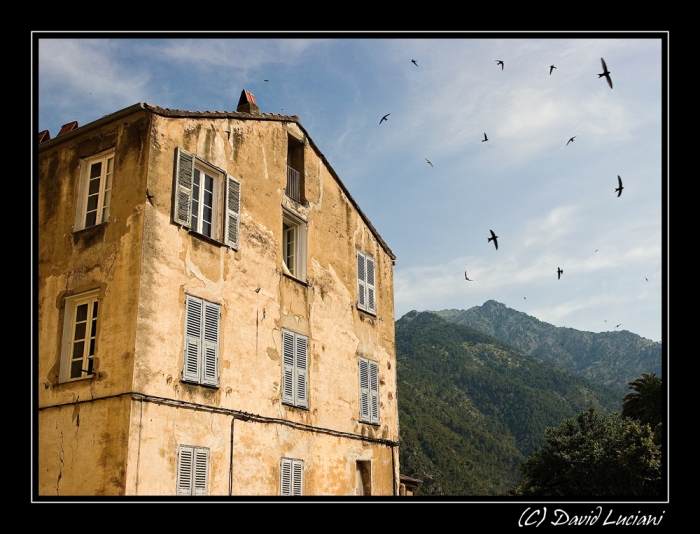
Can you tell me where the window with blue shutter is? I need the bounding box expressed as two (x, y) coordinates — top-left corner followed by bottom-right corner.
(177, 445), (209, 495)
(357, 252), (376, 314)
(359, 357), (379, 424)
(183, 295), (220, 387)
(282, 329), (308, 409)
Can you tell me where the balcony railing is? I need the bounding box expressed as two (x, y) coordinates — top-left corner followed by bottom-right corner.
(286, 166), (301, 202)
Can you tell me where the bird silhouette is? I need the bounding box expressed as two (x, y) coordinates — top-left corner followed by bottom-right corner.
(412, 59), (419, 67)
(566, 136), (577, 146)
(496, 60), (504, 70)
(146, 188), (155, 204)
(550, 64), (556, 75)
(264, 79), (269, 82)
(645, 277), (649, 282)
(615, 175), (624, 197)
(557, 267), (563, 280)
(380, 113), (390, 124)
(465, 272), (473, 281)
(426, 158), (433, 167)
(488, 229), (499, 250)
(616, 324), (621, 328)
(598, 58), (613, 89)
(482, 132), (489, 142)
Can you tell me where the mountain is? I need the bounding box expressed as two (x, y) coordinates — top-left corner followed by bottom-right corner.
(431, 301), (661, 393)
(396, 311), (623, 496)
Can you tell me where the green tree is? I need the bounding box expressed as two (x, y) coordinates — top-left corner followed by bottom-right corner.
(621, 372), (663, 429)
(512, 407), (662, 497)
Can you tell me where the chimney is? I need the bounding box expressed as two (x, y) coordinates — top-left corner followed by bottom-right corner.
(236, 90), (260, 115)
(38, 130), (51, 144)
(57, 121), (79, 136)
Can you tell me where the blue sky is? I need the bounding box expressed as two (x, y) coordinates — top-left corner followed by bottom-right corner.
(35, 35), (665, 342)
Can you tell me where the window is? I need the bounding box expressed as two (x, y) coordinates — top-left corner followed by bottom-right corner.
(177, 445), (209, 495)
(355, 460), (372, 495)
(282, 210), (307, 281)
(76, 149), (114, 230)
(286, 134), (304, 202)
(182, 295), (220, 387)
(357, 252), (376, 314)
(60, 290), (99, 383)
(280, 458), (303, 496)
(359, 357), (379, 425)
(282, 329), (308, 409)
(174, 148), (241, 249)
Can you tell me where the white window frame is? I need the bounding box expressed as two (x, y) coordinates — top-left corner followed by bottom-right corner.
(282, 329), (308, 409)
(357, 252), (376, 314)
(359, 357), (379, 425)
(174, 148), (241, 249)
(75, 149), (115, 231)
(280, 458), (303, 496)
(59, 290), (100, 383)
(177, 445), (209, 495)
(182, 295), (220, 387)
(282, 210), (307, 281)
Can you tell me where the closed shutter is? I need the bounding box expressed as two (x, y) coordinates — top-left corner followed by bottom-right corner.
(280, 458), (292, 495)
(202, 301), (220, 386)
(183, 295), (219, 386)
(366, 256), (376, 314)
(177, 445), (193, 495)
(282, 330), (295, 405)
(225, 175), (241, 249)
(357, 252), (366, 310)
(369, 359), (379, 424)
(296, 334), (308, 408)
(175, 148), (195, 227)
(280, 458), (303, 495)
(193, 447), (209, 495)
(183, 296), (202, 383)
(359, 358), (370, 422)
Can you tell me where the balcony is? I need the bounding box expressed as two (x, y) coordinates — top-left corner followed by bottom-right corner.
(286, 166), (301, 202)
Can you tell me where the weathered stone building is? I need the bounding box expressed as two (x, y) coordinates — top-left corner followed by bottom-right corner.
(37, 91), (399, 496)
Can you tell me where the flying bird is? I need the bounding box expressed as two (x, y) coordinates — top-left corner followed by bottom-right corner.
(598, 58), (613, 89)
(645, 277), (649, 282)
(412, 59), (419, 67)
(264, 79), (269, 82)
(496, 60), (504, 70)
(557, 267), (563, 280)
(482, 133), (489, 142)
(550, 64), (557, 75)
(465, 272), (473, 281)
(488, 230), (499, 250)
(379, 113), (390, 124)
(616, 324), (622, 328)
(615, 175), (624, 197)
(426, 158), (433, 167)
(566, 136), (577, 146)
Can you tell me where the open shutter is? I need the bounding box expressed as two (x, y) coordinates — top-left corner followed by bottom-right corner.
(359, 358), (370, 422)
(193, 447), (209, 495)
(225, 175), (241, 249)
(357, 252), (366, 311)
(202, 301), (220, 386)
(183, 296), (202, 383)
(369, 360), (379, 424)
(296, 334), (308, 408)
(292, 460), (303, 495)
(280, 458), (292, 495)
(174, 148), (194, 226)
(177, 446), (194, 495)
(282, 330), (295, 405)
(366, 256), (376, 314)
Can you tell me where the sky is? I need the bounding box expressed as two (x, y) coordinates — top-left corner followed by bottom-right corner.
(35, 34), (666, 343)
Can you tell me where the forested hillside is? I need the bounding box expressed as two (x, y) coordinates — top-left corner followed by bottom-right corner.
(396, 310), (623, 496)
(432, 301), (661, 392)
